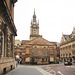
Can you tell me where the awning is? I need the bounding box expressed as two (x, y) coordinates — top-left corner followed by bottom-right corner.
(31, 56), (50, 58)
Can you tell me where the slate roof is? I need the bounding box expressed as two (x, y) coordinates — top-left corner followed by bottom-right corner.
(61, 27), (75, 45)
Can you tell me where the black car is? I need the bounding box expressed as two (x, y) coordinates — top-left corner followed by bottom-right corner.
(64, 61), (72, 66)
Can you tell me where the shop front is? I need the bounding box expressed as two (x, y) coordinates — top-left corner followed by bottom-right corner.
(31, 56), (50, 64)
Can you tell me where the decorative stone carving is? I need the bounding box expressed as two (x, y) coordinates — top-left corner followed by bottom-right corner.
(0, 17), (3, 25)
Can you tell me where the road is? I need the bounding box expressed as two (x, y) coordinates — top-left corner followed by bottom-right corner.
(5, 65), (50, 75)
(5, 64), (75, 75)
(41, 64), (75, 75)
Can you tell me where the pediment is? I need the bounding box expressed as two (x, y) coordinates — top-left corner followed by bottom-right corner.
(25, 37), (54, 46)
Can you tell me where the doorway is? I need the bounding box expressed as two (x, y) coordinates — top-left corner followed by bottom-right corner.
(3, 68), (6, 74)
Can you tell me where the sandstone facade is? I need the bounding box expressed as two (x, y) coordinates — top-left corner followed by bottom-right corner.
(0, 0), (17, 74)
(60, 27), (75, 63)
(22, 37), (57, 64)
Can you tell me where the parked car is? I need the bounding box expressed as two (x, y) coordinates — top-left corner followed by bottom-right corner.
(64, 61), (72, 66)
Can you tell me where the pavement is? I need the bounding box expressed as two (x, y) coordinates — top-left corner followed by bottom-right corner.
(5, 65), (51, 75)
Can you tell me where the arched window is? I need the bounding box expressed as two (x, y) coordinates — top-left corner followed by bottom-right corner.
(33, 47), (38, 56)
(2, 31), (4, 57)
(43, 47), (47, 56)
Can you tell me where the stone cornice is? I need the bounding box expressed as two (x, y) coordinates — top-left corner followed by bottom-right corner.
(0, 57), (15, 64)
(0, 0), (17, 36)
(30, 35), (42, 37)
(60, 37), (75, 46)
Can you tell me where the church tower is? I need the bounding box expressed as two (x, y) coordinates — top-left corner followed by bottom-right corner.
(30, 9), (42, 40)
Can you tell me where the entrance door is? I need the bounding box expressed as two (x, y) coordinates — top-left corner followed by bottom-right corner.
(3, 68), (6, 74)
(11, 65), (12, 70)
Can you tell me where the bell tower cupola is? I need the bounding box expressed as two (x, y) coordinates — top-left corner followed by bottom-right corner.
(30, 9), (42, 40)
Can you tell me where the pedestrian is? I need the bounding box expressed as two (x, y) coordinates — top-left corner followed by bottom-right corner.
(16, 61), (18, 67)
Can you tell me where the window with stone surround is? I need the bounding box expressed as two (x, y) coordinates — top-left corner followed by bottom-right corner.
(43, 47), (47, 56)
(33, 47), (38, 56)
(72, 44), (75, 49)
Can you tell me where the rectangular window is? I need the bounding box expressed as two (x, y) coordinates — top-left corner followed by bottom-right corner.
(46, 58), (47, 62)
(39, 59), (41, 63)
(43, 47), (47, 56)
(42, 58), (44, 62)
(33, 47), (38, 56)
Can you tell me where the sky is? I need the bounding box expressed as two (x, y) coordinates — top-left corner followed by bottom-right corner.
(14, 0), (75, 43)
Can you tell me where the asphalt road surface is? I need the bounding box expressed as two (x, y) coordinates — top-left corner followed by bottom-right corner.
(41, 64), (75, 75)
(5, 65), (50, 75)
(5, 64), (75, 75)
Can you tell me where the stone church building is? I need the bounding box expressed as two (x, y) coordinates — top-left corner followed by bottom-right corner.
(21, 10), (57, 64)
(0, 0), (17, 74)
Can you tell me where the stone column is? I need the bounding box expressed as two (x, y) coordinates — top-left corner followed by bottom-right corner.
(6, 26), (10, 57)
(12, 35), (15, 57)
(0, 17), (4, 57)
(10, 34), (14, 57)
(0, 17), (2, 57)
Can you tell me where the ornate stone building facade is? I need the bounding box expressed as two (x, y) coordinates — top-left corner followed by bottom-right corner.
(0, 0), (17, 74)
(60, 27), (75, 63)
(21, 10), (57, 64)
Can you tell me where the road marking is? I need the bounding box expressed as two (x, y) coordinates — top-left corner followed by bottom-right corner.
(66, 66), (70, 67)
(57, 71), (64, 75)
(49, 69), (56, 75)
(36, 67), (51, 75)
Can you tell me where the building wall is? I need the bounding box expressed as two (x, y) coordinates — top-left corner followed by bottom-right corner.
(15, 40), (21, 46)
(0, 57), (15, 74)
(60, 28), (75, 63)
(60, 41), (75, 62)
(30, 25), (39, 35)
(21, 44), (56, 64)
(5, 0), (16, 20)
(0, 0), (17, 74)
